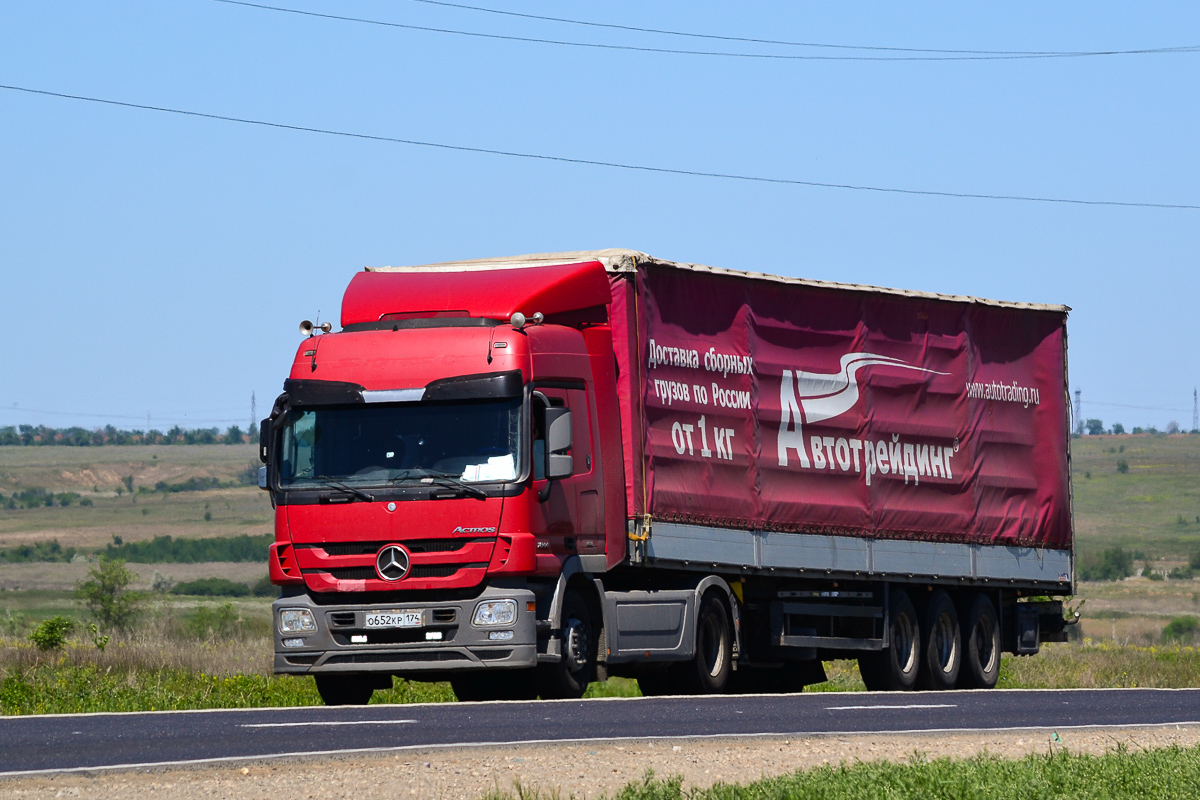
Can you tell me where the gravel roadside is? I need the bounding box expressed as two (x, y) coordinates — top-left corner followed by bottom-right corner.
(3, 725), (1199, 799)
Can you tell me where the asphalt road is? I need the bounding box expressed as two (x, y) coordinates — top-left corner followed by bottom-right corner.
(2, 688), (1199, 776)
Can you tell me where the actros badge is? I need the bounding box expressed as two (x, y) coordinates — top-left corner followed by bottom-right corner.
(375, 545), (411, 581)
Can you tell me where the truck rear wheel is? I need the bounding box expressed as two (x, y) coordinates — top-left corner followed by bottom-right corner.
(315, 674), (377, 706)
(958, 593), (1000, 689)
(536, 590), (596, 699)
(858, 589), (920, 691)
(918, 590), (961, 690)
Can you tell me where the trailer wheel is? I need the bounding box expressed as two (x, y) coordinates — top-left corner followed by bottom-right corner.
(858, 589), (920, 691)
(677, 592), (732, 694)
(315, 674), (376, 706)
(958, 594), (1000, 689)
(918, 590), (961, 690)
(537, 590), (596, 699)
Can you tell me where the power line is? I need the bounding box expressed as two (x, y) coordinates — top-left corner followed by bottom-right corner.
(1086, 400), (1193, 414)
(403, 0), (1200, 59)
(211, 0), (1200, 62)
(1, 404), (246, 425)
(3, 83), (1198, 211)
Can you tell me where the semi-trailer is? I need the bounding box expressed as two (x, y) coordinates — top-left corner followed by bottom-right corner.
(260, 249), (1073, 704)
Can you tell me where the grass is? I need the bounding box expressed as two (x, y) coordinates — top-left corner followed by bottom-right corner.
(1072, 434), (1200, 563)
(0, 444), (271, 551)
(482, 746), (1200, 800)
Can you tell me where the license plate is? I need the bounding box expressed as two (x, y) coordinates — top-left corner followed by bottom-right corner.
(364, 610), (424, 628)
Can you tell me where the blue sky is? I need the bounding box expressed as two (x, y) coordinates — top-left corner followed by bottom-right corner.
(1, 1), (1197, 432)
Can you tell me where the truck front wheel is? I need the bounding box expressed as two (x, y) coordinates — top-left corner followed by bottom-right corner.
(537, 590), (596, 699)
(858, 589), (920, 691)
(678, 592), (732, 694)
(315, 674), (377, 706)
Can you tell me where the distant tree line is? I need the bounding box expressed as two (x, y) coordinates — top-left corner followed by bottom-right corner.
(1079, 419), (1198, 436)
(0, 424), (253, 446)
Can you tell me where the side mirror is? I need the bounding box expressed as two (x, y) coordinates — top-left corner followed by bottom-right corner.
(544, 407), (573, 480)
(259, 419), (271, 463)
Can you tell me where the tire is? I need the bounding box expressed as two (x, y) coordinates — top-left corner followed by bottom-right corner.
(918, 590), (961, 691)
(536, 590), (596, 699)
(451, 669), (539, 702)
(858, 588), (920, 691)
(958, 593), (1000, 689)
(315, 674), (377, 706)
(676, 593), (733, 694)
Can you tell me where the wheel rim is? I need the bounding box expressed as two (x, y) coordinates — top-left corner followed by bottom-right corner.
(932, 611), (958, 675)
(563, 616), (590, 674)
(894, 612), (916, 673)
(974, 614), (997, 674)
(699, 613), (726, 678)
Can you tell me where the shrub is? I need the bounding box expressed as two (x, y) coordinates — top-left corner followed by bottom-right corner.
(1145, 567), (1164, 581)
(1169, 566), (1195, 580)
(252, 575), (279, 597)
(0, 540), (77, 563)
(1, 610), (30, 637)
(1079, 547), (1134, 582)
(1163, 616), (1200, 642)
(171, 578), (251, 597)
(153, 477), (221, 494)
(28, 616), (75, 650)
(1117, 459), (1129, 473)
(75, 557), (143, 631)
(1191, 551), (1200, 571)
(105, 534), (272, 563)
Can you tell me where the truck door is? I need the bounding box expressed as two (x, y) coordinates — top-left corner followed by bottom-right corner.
(530, 384), (603, 559)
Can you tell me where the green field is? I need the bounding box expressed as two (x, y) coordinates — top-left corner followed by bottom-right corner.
(1, 436), (1199, 716)
(1072, 433), (1200, 563)
(0, 444), (270, 552)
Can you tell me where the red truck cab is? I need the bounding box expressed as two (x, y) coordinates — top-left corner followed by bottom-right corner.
(263, 258), (625, 703)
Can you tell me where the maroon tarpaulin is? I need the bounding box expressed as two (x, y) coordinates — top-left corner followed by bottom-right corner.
(611, 264), (1071, 551)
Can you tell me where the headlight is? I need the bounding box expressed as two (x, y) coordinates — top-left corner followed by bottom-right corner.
(473, 600), (516, 626)
(279, 608), (317, 633)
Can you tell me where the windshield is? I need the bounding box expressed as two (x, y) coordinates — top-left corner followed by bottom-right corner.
(279, 397), (522, 487)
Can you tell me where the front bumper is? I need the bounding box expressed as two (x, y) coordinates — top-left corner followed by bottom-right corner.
(272, 586), (537, 675)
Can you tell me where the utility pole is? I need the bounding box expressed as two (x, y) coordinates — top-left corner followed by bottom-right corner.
(251, 391), (257, 432)
(1193, 387), (1198, 433)
(1074, 389), (1083, 435)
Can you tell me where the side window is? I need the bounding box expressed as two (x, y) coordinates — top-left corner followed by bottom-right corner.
(531, 390), (566, 481)
(568, 388), (592, 475)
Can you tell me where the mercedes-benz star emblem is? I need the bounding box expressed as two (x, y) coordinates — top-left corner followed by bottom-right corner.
(375, 545), (410, 581)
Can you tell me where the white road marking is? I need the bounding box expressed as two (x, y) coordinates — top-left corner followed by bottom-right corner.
(239, 720), (418, 728)
(824, 704), (957, 711)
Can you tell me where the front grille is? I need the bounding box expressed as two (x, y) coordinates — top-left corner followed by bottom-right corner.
(325, 651), (468, 665)
(308, 562), (487, 582)
(431, 608), (456, 623)
(410, 564), (459, 578)
(330, 612), (356, 627)
(304, 538), (490, 557)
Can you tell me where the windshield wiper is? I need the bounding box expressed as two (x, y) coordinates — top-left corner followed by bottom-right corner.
(314, 479), (374, 502)
(422, 472), (488, 500)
